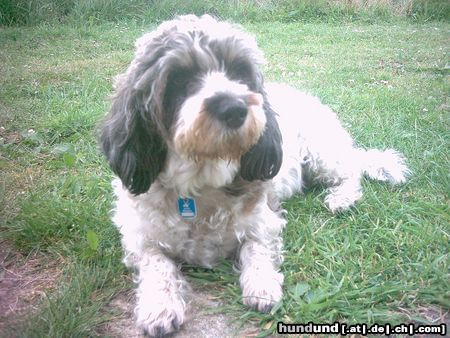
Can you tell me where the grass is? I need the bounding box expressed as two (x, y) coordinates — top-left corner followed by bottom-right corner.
(1, 17), (449, 337)
(1, 0), (449, 25)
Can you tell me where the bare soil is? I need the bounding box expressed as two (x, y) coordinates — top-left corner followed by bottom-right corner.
(98, 284), (265, 337)
(0, 240), (61, 337)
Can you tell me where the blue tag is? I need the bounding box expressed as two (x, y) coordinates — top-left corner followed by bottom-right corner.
(177, 197), (197, 219)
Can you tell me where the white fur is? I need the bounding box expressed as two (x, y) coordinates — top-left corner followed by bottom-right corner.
(175, 72), (255, 137)
(159, 150), (240, 197)
(106, 16), (410, 337)
(174, 71), (266, 159)
(112, 83), (409, 335)
(269, 83), (409, 212)
(113, 157), (286, 335)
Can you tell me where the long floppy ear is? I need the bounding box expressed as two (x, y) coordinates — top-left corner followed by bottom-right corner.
(240, 93), (283, 181)
(101, 84), (167, 195)
(101, 33), (170, 195)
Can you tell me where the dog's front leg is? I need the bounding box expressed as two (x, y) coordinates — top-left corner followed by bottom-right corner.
(239, 241), (283, 313)
(135, 249), (188, 337)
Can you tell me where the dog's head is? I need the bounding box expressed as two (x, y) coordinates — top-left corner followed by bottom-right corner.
(101, 15), (282, 195)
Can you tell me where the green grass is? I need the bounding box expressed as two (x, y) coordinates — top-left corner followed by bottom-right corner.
(1, 0), (449, 25)
(1, 18), (449, 336)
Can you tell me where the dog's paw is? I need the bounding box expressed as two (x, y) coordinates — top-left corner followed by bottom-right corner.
(136, 293), (185, 337)
(324, 186), (362, 213)
(325, 193), (356, 213)
(241, 270), (283, 313)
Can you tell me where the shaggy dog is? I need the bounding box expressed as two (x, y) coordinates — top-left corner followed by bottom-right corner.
(101, 15), (409, 336)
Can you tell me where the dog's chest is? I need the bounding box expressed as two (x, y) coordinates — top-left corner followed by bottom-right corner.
(159, 190), (239, 266)
(149, 182), (266, 267)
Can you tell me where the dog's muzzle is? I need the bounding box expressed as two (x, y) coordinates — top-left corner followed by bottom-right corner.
(205, 92), (248, 129)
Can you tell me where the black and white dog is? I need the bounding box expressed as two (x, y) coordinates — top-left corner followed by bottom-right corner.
(101, 15), (409, 336)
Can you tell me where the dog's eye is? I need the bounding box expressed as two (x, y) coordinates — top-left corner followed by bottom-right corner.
(169, 71), (189, 89)
(166, 70), (193, 101)
(234, 61), (252, 75)
(228, 60), (255, 86)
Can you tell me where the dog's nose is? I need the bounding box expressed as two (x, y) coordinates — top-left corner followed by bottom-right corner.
(205, 93), (248, 129)
(220, 102), (248, 129)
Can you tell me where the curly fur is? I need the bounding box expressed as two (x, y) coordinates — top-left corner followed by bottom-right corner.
(100, 15), (409, 337)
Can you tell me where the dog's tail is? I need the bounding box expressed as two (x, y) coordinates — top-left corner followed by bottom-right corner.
(359, 149), (410, 185)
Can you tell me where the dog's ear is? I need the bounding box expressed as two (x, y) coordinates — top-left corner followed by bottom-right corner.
(101, 34), (170, 195)
(101, 84), (167, 195)
(240, 95), (283, 181)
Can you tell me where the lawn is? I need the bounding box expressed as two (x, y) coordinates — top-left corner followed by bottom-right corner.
(0, 18), (448, 336)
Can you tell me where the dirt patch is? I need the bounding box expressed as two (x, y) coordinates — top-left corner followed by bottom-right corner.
(0, 126), (23, 145)
(0, 240), (61, 336)
(417, 305), (449, 325)
(99, 283), (268, 338)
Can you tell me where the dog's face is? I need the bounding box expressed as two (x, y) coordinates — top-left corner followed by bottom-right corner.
(101, 15), (282, 194)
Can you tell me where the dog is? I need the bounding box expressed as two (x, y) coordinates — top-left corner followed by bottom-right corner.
(100, 15), (409, 336)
